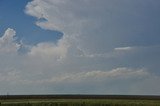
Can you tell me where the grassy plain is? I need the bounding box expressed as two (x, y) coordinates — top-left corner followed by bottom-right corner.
(0, 99), (160, 106)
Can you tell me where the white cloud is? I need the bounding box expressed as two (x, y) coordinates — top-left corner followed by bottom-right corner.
(86, 67), (148, 78)
(19, 67), (150, 94)
(114, 47), (133, 51)
(28, 37), (69, 60)
(0, 28), (20, 54)
(26, 67), (148, 85)
(25, 0), (74, 31)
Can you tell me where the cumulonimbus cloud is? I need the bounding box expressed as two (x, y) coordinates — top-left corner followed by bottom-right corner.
(0, 0), (160, 94)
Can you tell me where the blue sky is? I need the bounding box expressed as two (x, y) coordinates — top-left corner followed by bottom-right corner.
(0, 0), (62, 45)
(0, 0), (160, 95)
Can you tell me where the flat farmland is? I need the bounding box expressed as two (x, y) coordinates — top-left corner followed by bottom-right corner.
(0, 95), (160, 106)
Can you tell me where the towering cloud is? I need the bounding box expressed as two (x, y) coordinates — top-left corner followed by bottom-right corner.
(0, 28), (20, 53)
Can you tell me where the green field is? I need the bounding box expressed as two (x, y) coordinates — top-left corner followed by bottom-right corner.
(0, 99), (160, 106)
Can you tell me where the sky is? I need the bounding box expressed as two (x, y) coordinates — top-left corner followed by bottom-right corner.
(0, 0), (160, 95)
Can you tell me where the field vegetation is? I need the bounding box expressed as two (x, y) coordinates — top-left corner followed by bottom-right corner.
(0, 99), (160, 106)
(0, 95), (160, 106)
